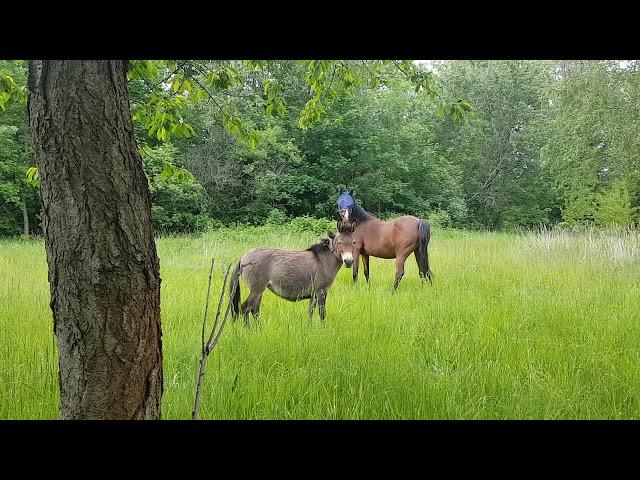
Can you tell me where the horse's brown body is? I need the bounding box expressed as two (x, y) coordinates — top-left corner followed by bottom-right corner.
(351, 215), (430, 289)
(337, 192), (432, 290)
(354, 215), (421, 259)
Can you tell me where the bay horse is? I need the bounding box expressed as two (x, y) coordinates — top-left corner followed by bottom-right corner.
(230, 230), (356, 326)
(337, 191), (433, 290)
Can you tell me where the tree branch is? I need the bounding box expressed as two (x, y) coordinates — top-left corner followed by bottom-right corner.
(150, 60), (189, 92)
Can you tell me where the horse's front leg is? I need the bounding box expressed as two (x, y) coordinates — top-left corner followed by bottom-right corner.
(362, 253), (370, 285)
(352, 248), (361, 284)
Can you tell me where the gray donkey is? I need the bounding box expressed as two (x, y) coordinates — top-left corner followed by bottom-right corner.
(230, 230), (356, 325)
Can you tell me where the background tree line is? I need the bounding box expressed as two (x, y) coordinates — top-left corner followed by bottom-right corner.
(1, 59), (639, 237)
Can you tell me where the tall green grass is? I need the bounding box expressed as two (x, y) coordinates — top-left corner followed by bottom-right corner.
(1, 226), (639, 419)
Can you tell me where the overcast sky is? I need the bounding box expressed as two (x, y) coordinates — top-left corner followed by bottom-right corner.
(414, 59), (636, 70)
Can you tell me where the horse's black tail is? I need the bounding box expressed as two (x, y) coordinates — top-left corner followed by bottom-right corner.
(230, 260), (242, 321)
(417, 220), (433, 284)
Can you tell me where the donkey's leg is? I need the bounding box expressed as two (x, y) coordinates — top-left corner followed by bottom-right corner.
(308, 293), (318, 320)
(317, 289), (328, 322)
(362, 253), (370, 285)
(243, 291), (263, 329)
(242, 272), (268, 328)
(241, 299), (250, 325)
(251, 293), (263, 326)
(242, 300), (251, 328)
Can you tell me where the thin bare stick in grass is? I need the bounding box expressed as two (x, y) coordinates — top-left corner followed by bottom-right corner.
(193, 258), (218, 419)
(200, 258), (216, 355)
(192, 261), (240, 420)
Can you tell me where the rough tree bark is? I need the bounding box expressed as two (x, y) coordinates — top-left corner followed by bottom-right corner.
(28, 60), (163, 419)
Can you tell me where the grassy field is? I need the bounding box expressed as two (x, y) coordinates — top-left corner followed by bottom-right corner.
(1, 225), (639, 419)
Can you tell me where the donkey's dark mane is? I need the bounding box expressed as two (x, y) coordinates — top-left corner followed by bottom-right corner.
(305, 240), (330, 257)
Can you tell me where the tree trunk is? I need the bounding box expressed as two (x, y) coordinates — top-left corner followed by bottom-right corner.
(21, 193), (29, 236)
(28, 60), (163, 419)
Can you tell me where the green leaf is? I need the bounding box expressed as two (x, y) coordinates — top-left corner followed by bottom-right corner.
(158, 162), (174, 181)
(459, 100), (473, 112)
(0, 91), (9, 110)
(26, 167), (40, 187)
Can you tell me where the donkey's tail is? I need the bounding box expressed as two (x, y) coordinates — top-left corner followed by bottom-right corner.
(230, 260), (242, 321)
(417, 219), (433, 284)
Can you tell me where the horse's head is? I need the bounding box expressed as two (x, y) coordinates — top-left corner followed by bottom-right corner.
(337, 190), (355, 223)
(326, 230), (356, 268)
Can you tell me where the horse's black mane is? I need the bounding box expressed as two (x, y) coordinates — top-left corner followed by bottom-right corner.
(350, 200), (373, 223)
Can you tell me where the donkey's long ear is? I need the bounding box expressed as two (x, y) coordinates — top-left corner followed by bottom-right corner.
(328, 231), (335, 239)
(337, 220), (354, 233)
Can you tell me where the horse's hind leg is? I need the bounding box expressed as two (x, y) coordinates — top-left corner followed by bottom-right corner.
(393, 254), (409, 291)
(414, 248), (426, 283)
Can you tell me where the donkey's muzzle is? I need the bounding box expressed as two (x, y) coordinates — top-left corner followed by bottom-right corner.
(343, 258), (354, 267)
